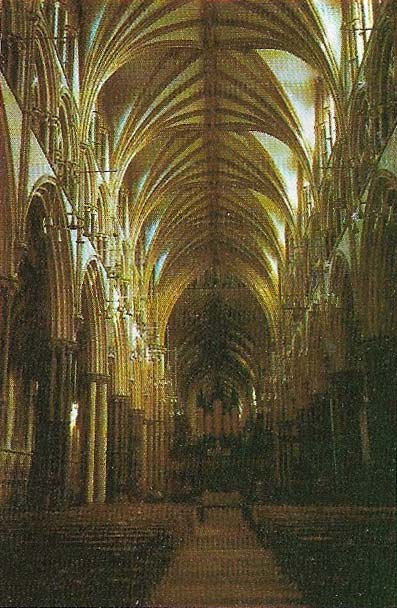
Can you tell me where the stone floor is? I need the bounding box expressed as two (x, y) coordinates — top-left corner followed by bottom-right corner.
(149, 507), (306, 607)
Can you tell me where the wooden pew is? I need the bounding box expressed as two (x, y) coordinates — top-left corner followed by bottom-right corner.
(251, 504), (395, 608)
(0, 503), (196, 607)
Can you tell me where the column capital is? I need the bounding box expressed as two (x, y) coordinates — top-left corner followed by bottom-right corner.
(27, 10), (41, 24)
(79, 142), (91, 154)
(85, 372), (110, 384)
(131, 409), (144, 425)
(16, 38), (27, 53)
(109, 394), (131, 407)
(49, 112), (60, 123)
(50, 337), (77, 348)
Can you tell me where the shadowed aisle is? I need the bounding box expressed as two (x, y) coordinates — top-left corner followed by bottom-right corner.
(149, 506), (305, 607)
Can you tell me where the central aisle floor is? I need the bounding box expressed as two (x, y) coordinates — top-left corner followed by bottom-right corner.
(149, 507), (306, 607)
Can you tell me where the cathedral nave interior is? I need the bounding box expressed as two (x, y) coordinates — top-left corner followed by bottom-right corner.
(0, 0), (395, 606)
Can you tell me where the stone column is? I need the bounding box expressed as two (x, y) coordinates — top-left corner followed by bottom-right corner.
(162, 408), (169, 493)
(141, 419), (149, 494)
(27, 346), (51, 509)
(107, 395), (130, 500)
(155, 418), (164, 493)
(94, 377), (108, 503)
(158, 398), (168, 493)
(0, 276), (18, 446)
(145, 359), (156, 494)
(131, 408), (144, 495)
(5, 369), (18, 450)
(48, 115), (59, 165)
(124, 404), (135, 497)
(53, 1), (61, 39)
(85, 378), (97, 503)
(16, 10), (38, 241)
(64, 347), (76, 500)
(16, 38), (27, 99)
(152, 358), (160, 492)
(106, 394), (117, 500)
(26, 380), (36, 453)
(124, 403), (133, 496)
(42, 113), (51, 157)
(26, 339), (75, 509)
(148, 418), (156, 492)
(152, 418), (160, 492)
(49, 340), (76, 508)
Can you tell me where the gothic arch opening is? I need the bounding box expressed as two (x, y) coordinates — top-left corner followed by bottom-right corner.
(72, 263), (108, 504)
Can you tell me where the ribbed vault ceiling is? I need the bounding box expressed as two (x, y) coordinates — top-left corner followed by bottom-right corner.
(80, 0), (341, 403)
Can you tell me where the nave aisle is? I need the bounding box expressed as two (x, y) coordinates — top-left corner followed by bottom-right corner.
(150, 506), (305, 607)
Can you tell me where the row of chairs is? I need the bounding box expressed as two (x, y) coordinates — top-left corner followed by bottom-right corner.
(0, 502), (197, 607)
(251, 504), (395, 608)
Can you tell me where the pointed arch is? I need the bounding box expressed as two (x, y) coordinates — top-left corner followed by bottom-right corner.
(80, 259), (108, 375)
(25, 179), (75, 341)
(327, 253), (356, 372)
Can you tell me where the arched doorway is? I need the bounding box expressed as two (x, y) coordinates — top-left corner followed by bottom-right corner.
(7, 190), (74, 510)
(7, 201), (48, 508)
